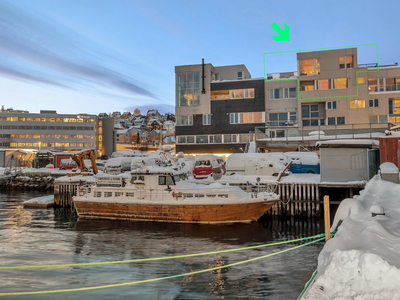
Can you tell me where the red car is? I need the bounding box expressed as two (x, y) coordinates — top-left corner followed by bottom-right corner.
(59, 159), (77, 170)
(193, 156), (226, 179)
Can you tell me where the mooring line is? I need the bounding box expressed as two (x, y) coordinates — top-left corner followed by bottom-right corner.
(0, 233), (326, 270)
(0, 237), (325, 296)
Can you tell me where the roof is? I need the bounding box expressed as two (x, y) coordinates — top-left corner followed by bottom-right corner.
(316, 139), (379, 148)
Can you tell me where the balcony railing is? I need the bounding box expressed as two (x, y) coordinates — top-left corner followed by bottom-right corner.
(358, 63), (398, 68)
(369, 84), (400, 93)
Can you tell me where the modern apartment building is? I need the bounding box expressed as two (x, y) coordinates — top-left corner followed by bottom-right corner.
(0, 109), (115, 157)
(175, 61), (265, 154)
(174, 48), (400, 154)
(264, 48), (400, 139)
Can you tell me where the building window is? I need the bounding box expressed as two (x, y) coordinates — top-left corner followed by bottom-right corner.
(269, 112), (297, 126)
(237, 71), (243, 80)
(328, 117), (336, 125)
(358, 77), (365, 84)
(211, 88), (254, 100)
(300, 81), (315, 91)
(176, 115), (193, 126)
(302, 105), (320, 127)
(369, 99), (379, 108)
(187, 136), (195, 143)
(230, 112), (265, 124)
(369, 115), (378, 123)
(379, 115), (387, 123)
(269, 87), (296, 99)
(350, 100), (365, 109)
(196, 136), (208, 144)
(178, 136), (186, 144)
(176, 72), (200, 107)
(203, 114), (211, 125)
(326, 101), (337, 110)
(339, 56), (353, 69)
(317, 79), (330, 90)
(368, 78), (377, 92)
(299, 58), (320, 76)
(337, 117), (345, 125)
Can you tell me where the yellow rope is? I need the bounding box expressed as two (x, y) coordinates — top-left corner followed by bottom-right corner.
(0, 237), (324, 296)
(0, 233), (324, 270)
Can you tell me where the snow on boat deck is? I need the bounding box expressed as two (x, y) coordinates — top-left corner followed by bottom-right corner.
(23, 195), (54, 208)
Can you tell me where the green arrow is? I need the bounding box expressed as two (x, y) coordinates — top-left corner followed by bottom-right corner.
(271, 23), (290, 41)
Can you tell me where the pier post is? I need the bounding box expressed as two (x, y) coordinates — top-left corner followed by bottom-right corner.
(324, 195), (330, 242)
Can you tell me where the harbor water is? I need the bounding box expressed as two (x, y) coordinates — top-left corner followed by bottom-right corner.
(0, 191), (324, 299)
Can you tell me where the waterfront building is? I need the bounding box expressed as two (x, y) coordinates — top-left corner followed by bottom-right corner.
(176, 48), (400, 154)
(0, 109), (115, 157)
(175, 61), (265, 154)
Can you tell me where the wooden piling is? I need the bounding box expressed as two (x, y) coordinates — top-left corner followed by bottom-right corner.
(324, 195), (330, 242)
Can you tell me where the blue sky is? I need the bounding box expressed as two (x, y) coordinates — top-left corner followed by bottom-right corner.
(0, 0), (399, 115)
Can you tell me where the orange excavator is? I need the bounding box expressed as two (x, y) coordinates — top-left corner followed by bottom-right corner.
(68, 149), (98, 176)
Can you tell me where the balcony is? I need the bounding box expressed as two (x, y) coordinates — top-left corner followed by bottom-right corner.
(266, 71), (297, 80)
(358, 63), (398, 68)
(369, 84), (400, 93)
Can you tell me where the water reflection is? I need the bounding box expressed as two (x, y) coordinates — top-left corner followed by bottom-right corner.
(0, 191), (324, 299)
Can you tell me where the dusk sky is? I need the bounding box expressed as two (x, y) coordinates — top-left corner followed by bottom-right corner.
(1, 0), (399, 115)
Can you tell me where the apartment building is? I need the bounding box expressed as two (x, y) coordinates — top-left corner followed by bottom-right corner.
(175, 61), (265, 154)
(264, 48), (400, 138)
(0, 109), (115, 157)
(175, 48), (400, 154)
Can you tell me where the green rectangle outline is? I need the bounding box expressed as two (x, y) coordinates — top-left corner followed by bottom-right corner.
(263, 43), (379, 101)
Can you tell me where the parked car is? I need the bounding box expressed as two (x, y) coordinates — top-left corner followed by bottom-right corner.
(193, 155), (226, 179)
(284, 152), (320, 174)
(95, 161), (106, 172)
(225, 153), (285, 176)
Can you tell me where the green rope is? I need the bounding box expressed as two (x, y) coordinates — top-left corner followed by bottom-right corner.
(0, 233), (325, 270)
(0, 237), (325, 296)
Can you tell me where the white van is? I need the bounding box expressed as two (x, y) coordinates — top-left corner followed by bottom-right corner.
(104, 157), (135, 174)
(225, 153), (285, 176)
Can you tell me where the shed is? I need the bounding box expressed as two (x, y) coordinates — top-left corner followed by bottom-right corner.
(316, 139), (379, 182)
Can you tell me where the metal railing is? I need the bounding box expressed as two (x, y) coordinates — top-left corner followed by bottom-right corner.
(255, 122), (388, 143)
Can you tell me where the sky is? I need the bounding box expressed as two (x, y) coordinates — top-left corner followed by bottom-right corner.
(0, 0), (399, 115)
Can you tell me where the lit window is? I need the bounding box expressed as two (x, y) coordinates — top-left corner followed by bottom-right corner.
(350, 100), (365, 109)
(368, 78), (377, 92)
(339, 56), (353, 69)
(358, 77), (365, 84)
(299, 59), (320, 76)
(300, 81), (314, 91)
(176, 72), (201, 107)
(230, 112), (265, 124)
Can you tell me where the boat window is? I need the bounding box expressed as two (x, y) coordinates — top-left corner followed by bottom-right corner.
(130, 175), (145, 184)
(166, 176), (174, 185)
(115, 192), (123, 197)
(94, 191), (102, 197)
(126, 192), (135, 197)
(159, 176), (166, 185)
(173, 175), (181, 182)
(104, 192), (112, 197)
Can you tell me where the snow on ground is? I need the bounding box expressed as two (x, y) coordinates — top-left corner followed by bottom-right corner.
(302, 176), (400, 300)
(23, 195), (54, 205)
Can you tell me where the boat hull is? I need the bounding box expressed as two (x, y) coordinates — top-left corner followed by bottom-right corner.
(74, 199), (276, 224)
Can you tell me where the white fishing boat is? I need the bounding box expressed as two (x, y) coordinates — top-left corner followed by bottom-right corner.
(73, 166), (279, 224)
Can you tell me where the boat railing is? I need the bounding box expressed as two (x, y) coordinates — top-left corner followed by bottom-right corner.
(89, 183), (277, 201)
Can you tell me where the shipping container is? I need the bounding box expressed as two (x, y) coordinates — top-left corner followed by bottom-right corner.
(379, 137), (400, 168)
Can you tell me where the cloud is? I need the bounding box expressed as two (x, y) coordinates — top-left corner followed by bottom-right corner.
(0, 1), (156, 99)
(0, 65), (69, 88)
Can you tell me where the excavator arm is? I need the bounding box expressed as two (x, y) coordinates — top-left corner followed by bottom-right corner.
(71, 149), (98, 175)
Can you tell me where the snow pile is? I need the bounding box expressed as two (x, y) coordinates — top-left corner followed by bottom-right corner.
(303, 176), (400, 299)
